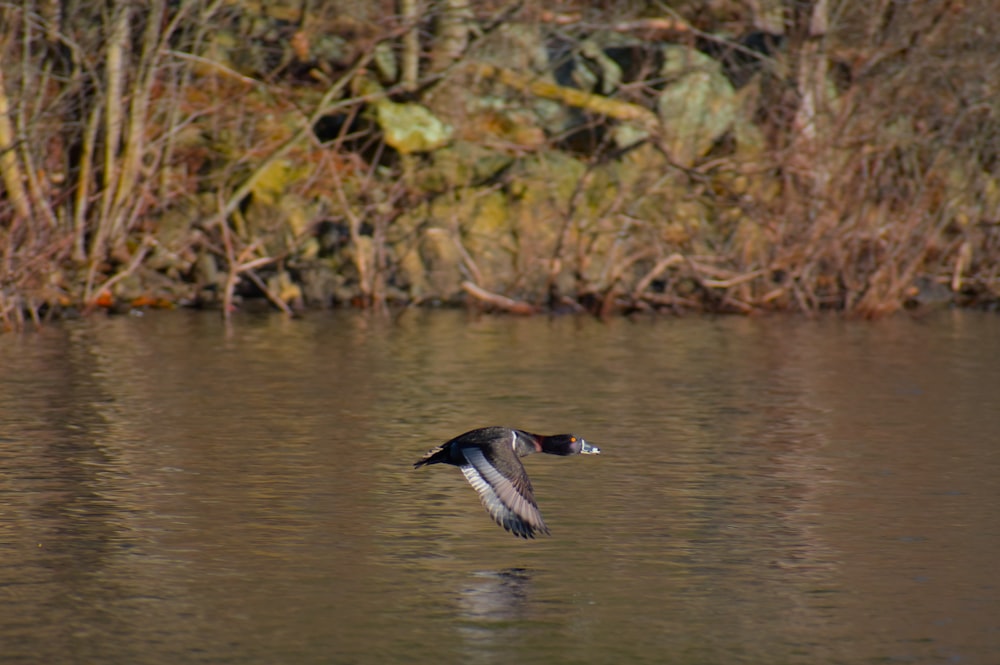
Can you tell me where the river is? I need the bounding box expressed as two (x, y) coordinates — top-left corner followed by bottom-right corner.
(1, 309), (998, 664)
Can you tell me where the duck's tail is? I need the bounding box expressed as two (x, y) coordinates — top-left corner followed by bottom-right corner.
(413, 445), (448, 468)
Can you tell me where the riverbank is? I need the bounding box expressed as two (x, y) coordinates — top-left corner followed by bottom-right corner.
(1, 2), (997, 329)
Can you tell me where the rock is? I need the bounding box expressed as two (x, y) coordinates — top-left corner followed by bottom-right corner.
(394, 244), (431, 299)
(374, 99), (454, 155)
(420, 227), (464, 300)
(146, 203), (203, 273)
(656, 46), (739, 166)
(242, 193), (312, 257)
(193, 249), (220, 287)
(267, 270), (304, 309)
(905, 276), (953, 309)
(297, 263), (343, 307)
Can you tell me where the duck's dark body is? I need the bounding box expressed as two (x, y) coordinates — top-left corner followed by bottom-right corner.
(414, 426), (600, 538)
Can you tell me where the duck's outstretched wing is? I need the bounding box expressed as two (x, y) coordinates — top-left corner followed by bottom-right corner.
(458, 446), (550, 539)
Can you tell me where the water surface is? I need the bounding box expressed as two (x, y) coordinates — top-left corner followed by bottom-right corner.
(1, 310), (998, 664)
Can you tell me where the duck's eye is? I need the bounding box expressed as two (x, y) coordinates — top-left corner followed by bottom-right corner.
(569, 436), (576, 442)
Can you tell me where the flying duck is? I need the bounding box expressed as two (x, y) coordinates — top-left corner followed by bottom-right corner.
(414, 426), (600, 538)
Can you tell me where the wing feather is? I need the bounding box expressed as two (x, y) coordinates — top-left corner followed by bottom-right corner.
(459, 446), (549, 538)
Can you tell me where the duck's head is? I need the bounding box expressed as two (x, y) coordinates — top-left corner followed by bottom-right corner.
(541, 434), (601, 456)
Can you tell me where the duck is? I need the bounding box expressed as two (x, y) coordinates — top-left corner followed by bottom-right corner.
(414, 426), (601, 538)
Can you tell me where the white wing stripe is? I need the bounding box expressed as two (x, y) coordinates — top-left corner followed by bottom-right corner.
(459, 446), (539, 537)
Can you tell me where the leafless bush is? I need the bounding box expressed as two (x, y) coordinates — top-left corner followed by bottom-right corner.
(0, 0), (227, 326)
(0, 1), (996, 328)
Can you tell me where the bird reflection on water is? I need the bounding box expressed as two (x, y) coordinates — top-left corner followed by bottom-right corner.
(455, 567), (535, 654)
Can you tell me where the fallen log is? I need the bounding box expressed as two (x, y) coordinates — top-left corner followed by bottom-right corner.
(461, 281), (538, 315)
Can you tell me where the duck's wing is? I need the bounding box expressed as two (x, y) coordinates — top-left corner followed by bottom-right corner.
(458, 445), (550, 538)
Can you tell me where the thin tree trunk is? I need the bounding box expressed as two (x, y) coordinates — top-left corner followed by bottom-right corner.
(74, 104), (102, 263)
(0, 68), (32, 222)
(793, 0), (831, 194)
(108, 0), (166, 234)
(398, 0), (420, 92)
(16, 18), (59, 232)
(430, 0), (471, 73)
(93, 0), (130, 258)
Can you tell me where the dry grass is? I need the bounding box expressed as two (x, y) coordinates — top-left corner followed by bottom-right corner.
(0, 1), (997, 329)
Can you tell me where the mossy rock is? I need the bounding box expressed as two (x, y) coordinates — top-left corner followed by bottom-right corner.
(419, 227), (465, 300)
(373, 99), (454, 154)
(656, 46), (739, 167)
(242, 193), (313, 256)
(146, 203), (205, 273)
(419, 141), (514, 191)
(393, 242), (432, 299)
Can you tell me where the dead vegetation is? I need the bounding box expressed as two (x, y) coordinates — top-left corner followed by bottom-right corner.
(0, 1), (997, 329)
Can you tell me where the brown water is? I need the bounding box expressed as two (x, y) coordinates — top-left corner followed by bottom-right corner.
(1, 310), (998, 664)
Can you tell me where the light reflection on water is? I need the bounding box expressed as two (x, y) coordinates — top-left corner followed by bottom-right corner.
(0, 309), (998, 664)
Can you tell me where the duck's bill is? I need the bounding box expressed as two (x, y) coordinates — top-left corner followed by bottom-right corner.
(581, 441), (601, 454)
